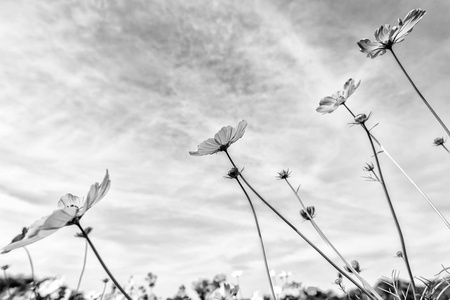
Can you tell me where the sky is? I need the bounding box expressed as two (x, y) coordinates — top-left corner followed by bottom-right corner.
(1, 0), (450, 299)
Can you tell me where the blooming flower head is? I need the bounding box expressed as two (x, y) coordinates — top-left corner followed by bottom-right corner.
(2, 170), (110, 253)
(316, 79), (360, 114)
(189, 120), (247, 156)
(357, 8), (426, 58)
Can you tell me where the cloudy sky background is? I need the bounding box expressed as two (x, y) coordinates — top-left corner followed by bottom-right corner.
(1, 0), (450, 298)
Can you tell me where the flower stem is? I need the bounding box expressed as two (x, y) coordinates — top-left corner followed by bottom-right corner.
(236, 277), (243, 300)
(441, 144), (450, 154)
(368, 133), (450, 230)
(234, 176), (277, 300)
(100, 280), (108, 300)
(390, 48), (450, 138)
(75, 239), (88, 295)
(23, 247), (38, 300)
(224, 151), (381, 300)
(283, 179), (382, 299)
(75, 221), (132, 300)
(3, 269), (11, 299)
(361, 123), (417, 300)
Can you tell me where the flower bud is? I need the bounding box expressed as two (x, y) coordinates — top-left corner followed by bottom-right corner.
(276, 169), (291, 180)
(434, 137), (445, 146)
(226, 167), (240, 179)
(300, 206), (316, 221)
(344, 260), (361, 273)
(363, 162), (374, 172)
(354, 113), (369, 124)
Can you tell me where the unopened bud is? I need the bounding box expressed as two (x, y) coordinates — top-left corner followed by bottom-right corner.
(300, 206), (316, 221)
(226, 167), (240, 179)
(354, 113), (369, 124)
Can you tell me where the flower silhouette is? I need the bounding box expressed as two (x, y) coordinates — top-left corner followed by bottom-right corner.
(357, 8), (426, 58)
(316, 79), (360, 114)
(2, 170), (110, 253)
(189, 120), (247, 156)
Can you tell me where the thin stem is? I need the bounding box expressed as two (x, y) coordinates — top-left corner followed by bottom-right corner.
(76, 239), (88, 294)
(284, 179), (382, 299)
(100, 280), (108, 300)
(23, 247), (34, 282)
(390, 48), (450, 138)
(369, 133), (450, 230)
(441, 144), (450, 154)
(224, 151), (381, 300)
(3, 269), (11, 299)
(75, 221), (132, 300)
(236, 277), (243, 300)
(234, 176), (277, 300)
(23, 247), (37, 300)
(361, 122), (417, 300)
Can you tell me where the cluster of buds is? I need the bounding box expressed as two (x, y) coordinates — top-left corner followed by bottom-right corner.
(300, 206), (316, 221)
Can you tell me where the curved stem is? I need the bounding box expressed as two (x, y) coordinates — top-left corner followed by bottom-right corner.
(75, 221), (132, 300)
(224, 151), (381, 300)
(234, 176), (277, 300)
(23, 247), (34, 282)
(390, 48), (450, 138)
(76, 240), (88, 294)
(100, 281), (108, 300)
(361, 123), (417, 300)
(23, 247), (37, 300)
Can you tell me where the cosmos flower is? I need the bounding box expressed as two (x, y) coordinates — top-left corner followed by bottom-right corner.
(213, 283), (238, 300)
(316, 79), (360, 114)
(357, 9), (426, 58)
(2, 171), (110, 253)
(189, 120), (247, 156)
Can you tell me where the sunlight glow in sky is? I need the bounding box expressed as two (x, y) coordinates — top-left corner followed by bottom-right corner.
(1, 0), (450, 299)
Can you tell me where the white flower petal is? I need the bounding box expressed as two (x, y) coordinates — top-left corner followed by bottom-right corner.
(189, 138), (221, 156)
(392, 8), (426, 43)
(343, 78), (361, 99)
(190, 121), (247, 156)
(316, 96), (338, 114)
(81, 170), (111, 215)
(214, 126), (234, 145)
(58, 193), (82, 209)
(229, 120), (248, 144)
(357, 39), (386, 58)
(39, 207), (79, 231)
(2, 217), (58, 253)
